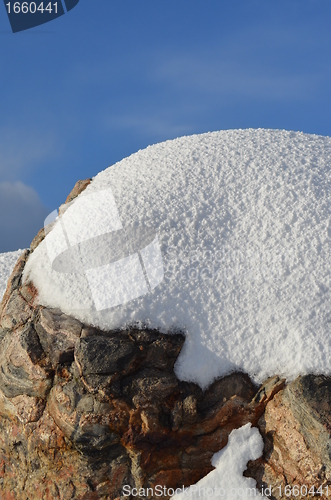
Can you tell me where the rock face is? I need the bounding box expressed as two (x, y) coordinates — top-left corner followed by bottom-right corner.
(0, 249), (283, 499)
(246, 375), (331, 498)
(1, 179), (331, 499)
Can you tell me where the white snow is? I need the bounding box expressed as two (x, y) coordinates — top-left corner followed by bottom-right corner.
(22, 128), (331, 387)
(0, 250), (24, 301)
(171, 423), (264, 499)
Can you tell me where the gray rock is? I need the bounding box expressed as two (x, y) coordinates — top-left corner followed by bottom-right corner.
(35, 308), (82, 367)
(199, 372), (258, 414)
(124, 368), (179, 404)
(75, 336), (137, 376)
(30, 227), (46, 252)
(0, 289), (33, 331)
(0, 323), (52, 398)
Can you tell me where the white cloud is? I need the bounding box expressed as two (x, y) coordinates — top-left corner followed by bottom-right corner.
(0, 182), (49, 252)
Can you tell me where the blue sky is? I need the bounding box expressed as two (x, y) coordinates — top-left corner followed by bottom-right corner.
(1, 0), (331, 251)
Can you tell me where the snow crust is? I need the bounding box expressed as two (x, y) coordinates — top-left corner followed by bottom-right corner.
(23, 129), (331, 387)
(171, 424), (264, 499)
(0, 250), (24, 300)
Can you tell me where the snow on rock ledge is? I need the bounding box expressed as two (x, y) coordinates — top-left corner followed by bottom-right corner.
(23, 129), (331, 387)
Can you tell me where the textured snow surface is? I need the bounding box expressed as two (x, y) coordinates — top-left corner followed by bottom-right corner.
(171, 424), (264, 499)
(23, 129), (331, 387)
(0, 250), (23, 300)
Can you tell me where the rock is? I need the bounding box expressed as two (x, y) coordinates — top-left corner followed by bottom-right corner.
(36, 308), (82, 367)
(59, 178), (92, 215)
(2, 178), (327, 499)
(65, 178), (93, 205)
(246, 375), (331, 498)
(252, 375), (286, 405)
(200, 372), (259, 412)
(123, 368), (179, 402)
(0, 324), (52, 398)
(0, 391), (46, 424)
(30, 226), (46, 252)
(0, 257), (271, 499)
(75, 336), (138, 376)
(0, 288), (33, 331)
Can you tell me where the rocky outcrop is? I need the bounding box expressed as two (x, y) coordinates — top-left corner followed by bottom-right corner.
(2, 179), (331, 499)
(0, 248), (284, 499)
(246, 375), (331, 499)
